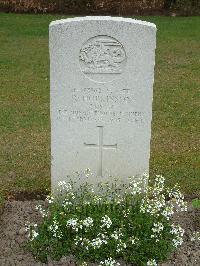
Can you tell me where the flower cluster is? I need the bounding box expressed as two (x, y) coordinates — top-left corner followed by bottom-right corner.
(111, 229), (123, 240)
(100, 215), (112, 229)
(26, 172), (190, 266)
(90, 236), (108, 249)
(35, 204), (48, 218)
(147, 259), (157, 266)
(190, 231), (200, 242)
(140, 175), (187, 220)
(129, 236), (139, 245)
(116, 239), (127, 253)
(25, 222), (38, 241)
(46, 195), (54, 204)
(168, 185), (188, 212)
(66, 216), (95, 232)
(74, 233), (108, 251)
(57, 180), (72, 192)
(151, 222), (164, 242)
(122, 208), (130, 218)
(82, 217), (94, 228)
(49, 217), (63, 238)
(100, 257), (120, 266)
(74, 236), (90, 249)
(170, 223), (185, 248)
(140, 194), (166, 217)
(66, 218), (79, 231)
(62, 198), (73, 207)
(128, 173), (148, 195)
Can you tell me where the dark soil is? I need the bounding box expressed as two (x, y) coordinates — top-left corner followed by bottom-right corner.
(0, 200), (199, 266)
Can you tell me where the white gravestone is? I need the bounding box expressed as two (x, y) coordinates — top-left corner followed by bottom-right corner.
(49, 17), (156, 189)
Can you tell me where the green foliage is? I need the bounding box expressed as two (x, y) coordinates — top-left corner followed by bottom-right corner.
(26, 174), (187, 265)
(171, 0), (200, 15)
(0, 0), (94, 14)
(192, 198), (200, 209)
(0, 191), (5, 215)
(0, 0), (199, 15)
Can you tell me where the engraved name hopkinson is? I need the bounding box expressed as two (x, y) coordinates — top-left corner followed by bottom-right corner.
(79, 36), (126, 75)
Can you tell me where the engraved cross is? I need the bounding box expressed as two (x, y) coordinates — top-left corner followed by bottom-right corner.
(84, 126), (117, 176)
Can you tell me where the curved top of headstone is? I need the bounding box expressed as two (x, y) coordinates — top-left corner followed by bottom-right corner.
(49, 16), (156, 30)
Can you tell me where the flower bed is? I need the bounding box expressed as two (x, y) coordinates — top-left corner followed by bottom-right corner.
(25, 172), (199, 265)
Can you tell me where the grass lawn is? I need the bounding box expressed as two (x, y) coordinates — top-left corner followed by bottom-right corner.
(0, 13), (199, 198)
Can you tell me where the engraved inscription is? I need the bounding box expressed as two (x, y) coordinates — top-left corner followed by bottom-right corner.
(79, 36), (127, 82)
(58, 85), (144, 124)
(84, 126), (117, 176)
(58, 109), (144, 124)
(71, 87), (134, 109)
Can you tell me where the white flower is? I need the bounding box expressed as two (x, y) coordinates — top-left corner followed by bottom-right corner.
(151, 175), (165, 196)
(80, 238), (91, 250)
(25, 222), (39, 241)
(170, 224), (185, 237)
(190, 231), (200, 242)
(35, 204), (48, 218)
(91, 237), (103, 249)
(172, 237), (183, 248)
(74, 236), (82, 245)
(94, 195), (102, 203)
(66, 218), (79, 231)
(62, 199), (72, 207)
(152, 222), (164, 233)
(140, 177), (187, 220)
(155, 175), (165, 184)
(140, 195), (165, 216)
(128, 176), (145, 195)
(100, 215), (112, 229)
(111, 232), (119, 240)
(170, 223), (184, 248)
(111, 229), (123, 240)
(147, 259), (157, 266)
(99, 257), (120, 266)
(97, 233), (108, 244)
(122, 209), (130, 217)
(162, 205), (174, 220)
(82, 217), (93, 228)
(80, 262), (88, 266)
(142, 172), (149, 178)
(151, 222), (164, 242)
(74, 236), (90, 249)
(90, 233), (108, 249)
(46, 195), (54, 204)
(49, 218), (63, 238)
(116, 239), (126, 253)
(30, 230), (39, 241)
(57, 181), (72, 192)
(84, 168), (92, 177)
(167, 185), (187, 213)
(129, 236), (139, 244)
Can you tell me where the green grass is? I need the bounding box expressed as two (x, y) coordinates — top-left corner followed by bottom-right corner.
(0, 13), (199, 197)
(0, 190), (5, 214)
(192, 198), (200, 208)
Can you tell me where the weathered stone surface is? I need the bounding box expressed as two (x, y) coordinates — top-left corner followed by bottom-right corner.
(49, 16), (156, 189)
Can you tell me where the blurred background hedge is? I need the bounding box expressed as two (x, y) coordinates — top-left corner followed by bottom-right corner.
(0, 0), (199, 16)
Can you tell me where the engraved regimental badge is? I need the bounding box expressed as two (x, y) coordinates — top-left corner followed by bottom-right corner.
(79, 35), (127, 83)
